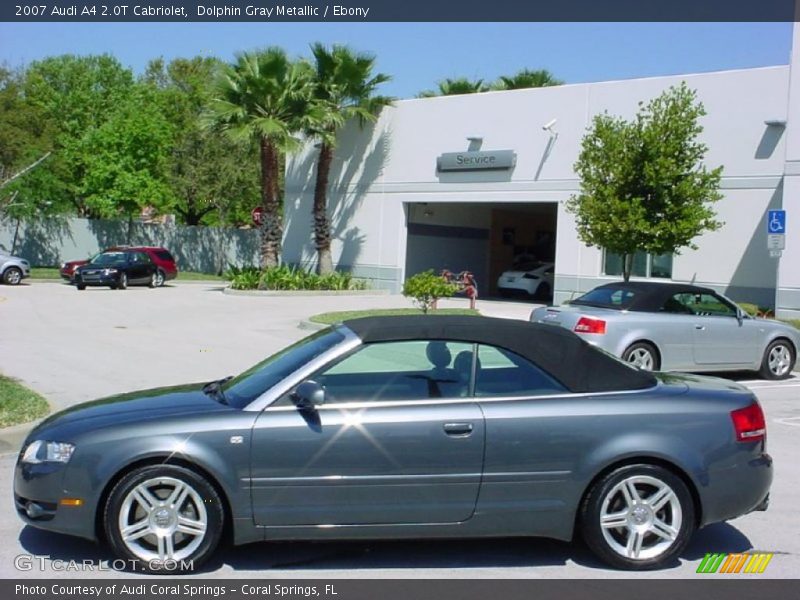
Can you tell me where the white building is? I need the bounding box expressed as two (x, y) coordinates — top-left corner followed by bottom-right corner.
(285, 23), (800, 318)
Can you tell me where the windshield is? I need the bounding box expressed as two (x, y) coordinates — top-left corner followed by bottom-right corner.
(571, 286), (637, 310)
(222, 328), (346, 409)
(90, 252), (129, 266)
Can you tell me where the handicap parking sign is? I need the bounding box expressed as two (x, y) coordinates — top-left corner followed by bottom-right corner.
(768, 210), (786, 234)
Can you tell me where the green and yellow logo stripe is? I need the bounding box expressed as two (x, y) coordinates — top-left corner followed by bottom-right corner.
(696, 552), (773, 574)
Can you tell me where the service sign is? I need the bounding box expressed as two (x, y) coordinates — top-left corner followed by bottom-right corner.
(437, 150), (517, 172)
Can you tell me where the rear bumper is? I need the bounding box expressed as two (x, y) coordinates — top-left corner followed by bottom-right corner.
(700, 451), (772, 526)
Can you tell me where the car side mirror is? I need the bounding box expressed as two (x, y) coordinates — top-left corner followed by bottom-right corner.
(735, 307), (746, 325)
(292, 380), (326, 409)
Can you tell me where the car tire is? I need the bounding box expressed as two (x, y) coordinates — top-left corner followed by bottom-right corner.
(2, 267), (22, 285)
(148, 272), (158, 288)
(759, 339), (796, 380)
(118, 273), (127, 290)
(537, 282), (551, 301)
(104, 464), (224, 574)
(580, 464), (695, 570)
(76, 284), (86, 291)
(622, 342), (660, 371)
(154, 269), (165, 287)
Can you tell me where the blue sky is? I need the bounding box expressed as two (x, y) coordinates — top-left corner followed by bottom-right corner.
(0, 22), (793, 98)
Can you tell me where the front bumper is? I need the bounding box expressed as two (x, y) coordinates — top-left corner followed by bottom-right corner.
(14, 457), (97, 541)
(75, 274), (120, 286)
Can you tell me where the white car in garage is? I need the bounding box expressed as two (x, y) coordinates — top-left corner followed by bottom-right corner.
(497, 261), (554, 299)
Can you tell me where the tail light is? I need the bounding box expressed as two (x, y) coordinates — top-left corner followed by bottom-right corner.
(574, 316), (607, 334)
(730, 402), (766, 443)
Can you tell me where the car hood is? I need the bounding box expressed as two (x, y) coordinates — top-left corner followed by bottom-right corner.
(29, 383), (232, 441)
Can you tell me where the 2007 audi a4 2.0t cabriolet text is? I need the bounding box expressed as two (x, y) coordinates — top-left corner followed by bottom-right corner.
(14, 316), (772, 572)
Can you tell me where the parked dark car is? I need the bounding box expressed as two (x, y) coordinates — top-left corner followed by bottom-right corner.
(62, 246), (177, 286)
(14, 316), (771, 572)
(73, 250), (158, 290)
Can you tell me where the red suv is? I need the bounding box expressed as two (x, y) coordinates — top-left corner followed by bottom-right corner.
(61, 246), (178, 286)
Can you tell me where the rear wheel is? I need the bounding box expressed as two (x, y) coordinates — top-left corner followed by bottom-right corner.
(154, 269), (165, 287)
(759, 339), (795, 380)
(104, 465), (224, 573)
(622, 342), (660, 371)
(580, 464), (695, 570)
(2, 267), (22, 285)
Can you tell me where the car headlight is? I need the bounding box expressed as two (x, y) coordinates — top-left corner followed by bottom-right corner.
(21, 441), (75, 465)
(61, 263), (67, 270)
(103, 268), (118, 275)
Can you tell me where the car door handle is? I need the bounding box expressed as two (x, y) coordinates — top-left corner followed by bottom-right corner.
(443, 422), (474, 436)
(695, 325), (706, 330)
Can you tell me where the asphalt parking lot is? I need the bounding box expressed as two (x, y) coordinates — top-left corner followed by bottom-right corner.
(0, 281), (798, 579)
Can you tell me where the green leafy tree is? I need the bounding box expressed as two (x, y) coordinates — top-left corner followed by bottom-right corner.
(566, 83), (723, 281)
(21, 54), (135, 216)
(307, 43), (392, 274)
(79, 83), (175, 219)
(491, 68), (562, 90)
(208, 48), (318, 269)
(145, 57), (260, 227)
(418, 77), (488, 97)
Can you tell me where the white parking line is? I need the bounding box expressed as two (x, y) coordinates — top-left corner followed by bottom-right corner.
(744, 382), (800, 390)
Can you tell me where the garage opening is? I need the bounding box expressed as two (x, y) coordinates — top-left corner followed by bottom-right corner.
(404, 202), (558, 301)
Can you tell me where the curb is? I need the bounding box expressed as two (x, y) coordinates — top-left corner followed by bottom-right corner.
(0, 419), (42, 454)
(223, 288), (389, 297)
(298, 320), (328, 331)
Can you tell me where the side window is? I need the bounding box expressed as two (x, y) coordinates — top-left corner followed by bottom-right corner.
(139, 252), (152, 264)
(475, 344), (566, 397)
(672, 292), (736, 317)
(315, 340), (475, 403)
(661, 294), (694, 314)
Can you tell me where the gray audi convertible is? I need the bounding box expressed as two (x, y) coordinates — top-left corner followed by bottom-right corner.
(15, 316), (771, 572)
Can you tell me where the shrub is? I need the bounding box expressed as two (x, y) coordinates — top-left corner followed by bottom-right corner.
(228, 267), (261, 290)
(402, 270), (459, 314)
(227, 264), (367, 291)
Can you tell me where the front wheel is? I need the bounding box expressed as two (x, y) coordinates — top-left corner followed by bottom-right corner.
(580, 464), (695, 570)
(622, 342), (660, 371)
(118, 273), (128, 290)
(104, 465), (224, 573)
(759, 339), (796, 380)
(2, 267), (22, 285)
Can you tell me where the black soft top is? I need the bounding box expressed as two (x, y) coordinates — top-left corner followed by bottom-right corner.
(342, 315), (656, 394)
(572, 281), (720, 312)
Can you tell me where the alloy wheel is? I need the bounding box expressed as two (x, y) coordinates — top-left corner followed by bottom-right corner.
(154, 270), (165, 287)
(117, 476), (208, 562)
(768, 344), (792, 377)
(4, 268), (22, 285)
(626, 348), (654, 370)
(599, 475), (682, 561)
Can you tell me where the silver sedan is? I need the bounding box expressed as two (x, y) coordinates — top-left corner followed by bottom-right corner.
(531, 281), (799, 379)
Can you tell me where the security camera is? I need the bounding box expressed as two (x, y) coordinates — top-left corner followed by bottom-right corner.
(542, 119), (557, 131)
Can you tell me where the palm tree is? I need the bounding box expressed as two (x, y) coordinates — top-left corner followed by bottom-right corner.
(307, 43), (392, 275)
(207, 48), (316, 269)
(418, 77), (488, 97)
(492, 69), (563, 91)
